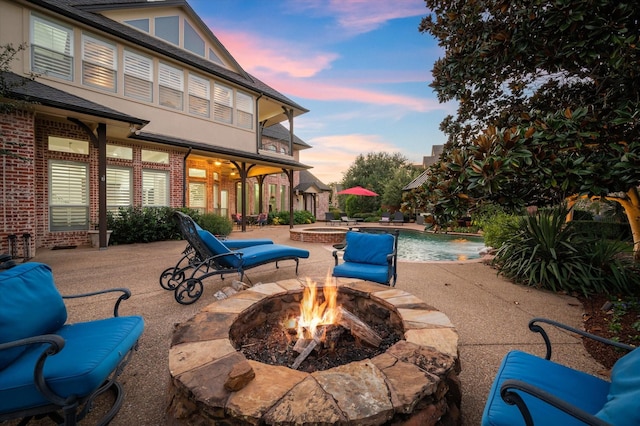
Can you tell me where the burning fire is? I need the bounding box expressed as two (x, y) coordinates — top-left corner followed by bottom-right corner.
(296, 275), (341, 340)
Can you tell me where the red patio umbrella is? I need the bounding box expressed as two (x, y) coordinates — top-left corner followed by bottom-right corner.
(337, 186), (379, 196)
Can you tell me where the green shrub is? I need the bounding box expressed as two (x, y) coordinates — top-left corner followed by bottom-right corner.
(197, 213), (232, 236)
(106, 206), (201, 244)
(493, 205), (639, 296)
(475, 210), (521, 249)
(269, 210), (316, 225)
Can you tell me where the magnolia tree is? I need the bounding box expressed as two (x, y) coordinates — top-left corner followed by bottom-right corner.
(419, 0), (640, 259)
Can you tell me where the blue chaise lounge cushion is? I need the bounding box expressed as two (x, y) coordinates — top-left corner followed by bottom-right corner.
(482, 350), (611, 426)
(0, 263), (67, 370)
(342, 231), (394, 265)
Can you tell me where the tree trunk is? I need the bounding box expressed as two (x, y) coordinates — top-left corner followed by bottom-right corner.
(611, 188), (640, 262)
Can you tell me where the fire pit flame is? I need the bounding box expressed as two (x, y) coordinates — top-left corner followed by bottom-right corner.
(297, 275), (341, 341)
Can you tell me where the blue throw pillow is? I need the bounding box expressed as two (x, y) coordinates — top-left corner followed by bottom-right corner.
(595, 348), (640, 425)
(343, 232), (394, 265)
(0, 263), (67, 369)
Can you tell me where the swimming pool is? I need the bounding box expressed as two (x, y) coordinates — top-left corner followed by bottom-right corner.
(396, 230), (486, 262)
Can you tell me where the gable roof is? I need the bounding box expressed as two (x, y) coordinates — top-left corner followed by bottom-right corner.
(262, 123), (311, 149)
(403, 170), (430, 191)
(294, 169), (331, 192)
(25, 0), (308, 115)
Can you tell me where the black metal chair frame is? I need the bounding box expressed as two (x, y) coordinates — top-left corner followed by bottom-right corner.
(0, 287), (138, 426)
(332, 228), (399, 286)
(498, 317), (635, 426)
(166, 211), (303, 304)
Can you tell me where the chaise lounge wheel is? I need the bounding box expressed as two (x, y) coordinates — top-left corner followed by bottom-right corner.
(160, 267), (185, 290)
(175, 278), (203, 305)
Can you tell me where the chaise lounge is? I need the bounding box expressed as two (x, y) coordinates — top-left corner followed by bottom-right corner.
(169, 212), (310, 304)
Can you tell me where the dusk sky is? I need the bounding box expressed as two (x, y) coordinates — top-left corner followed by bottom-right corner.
(190, 0), (455, 184)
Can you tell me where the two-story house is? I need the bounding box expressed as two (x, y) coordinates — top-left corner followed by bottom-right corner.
(0, 0), (314, 256)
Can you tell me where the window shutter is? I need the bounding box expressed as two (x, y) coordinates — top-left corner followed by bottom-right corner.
(49, 161), (88, 230)
(213, 84), (233, 123)
(124, 50), (153, 101)
(31, 16), (73, 80)
(159, 63), (184, 110)
(188, 74), (210, 117)
(142, 170), (168, 207)
(82, 35), (116, 91)
(236, 91), (254, 129)
(106, 167), (132, 213)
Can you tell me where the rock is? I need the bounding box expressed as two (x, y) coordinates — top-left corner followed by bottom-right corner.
(224, 359), (255, 391)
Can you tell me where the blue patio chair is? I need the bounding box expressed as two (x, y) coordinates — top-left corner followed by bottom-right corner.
(482, 317), (638, 426)
(332, 229), (399, 286)
(0, 262), (144, 426)
(169, 212), (310, 304)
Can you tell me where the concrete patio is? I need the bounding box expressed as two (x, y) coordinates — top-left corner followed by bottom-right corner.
(26, 223), (605, 425)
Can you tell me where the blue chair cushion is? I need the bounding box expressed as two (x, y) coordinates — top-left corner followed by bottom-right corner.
(237, 244), (310, 268)
(482, 350), (610, 426)
(0, 315), (144, 413)
(223, 239), (273, 249)
(333, 262), (390, 285)
(343, 232), (394, 266)
(595, 347), (640, 425)
(0, 263), (67, 370)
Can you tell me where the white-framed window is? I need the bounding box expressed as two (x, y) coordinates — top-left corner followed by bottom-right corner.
(125, 18), (149, 33)
(184, 21), (205, 57)
(81, 34), (117, 91)
(188, 182), (206, 212)
(31, 15), (74, 80)
(124, 50), (153, 102)
(48, 136), (89, 155)
(188, 73), (210, 117)
(236, 91), (254, 129)
(159, 62), (183, 110)
(106, 166), (132, 213)
(188, 168), (206, 178)
(213, 83), (233, 123)
(141, 149), (169, 164)
(106, 144), (133, 160)
(209, 48), (223, 65)
(142, 170), (168, 207)
(49, 160), (88, 231)
(155, 16), (179, 45)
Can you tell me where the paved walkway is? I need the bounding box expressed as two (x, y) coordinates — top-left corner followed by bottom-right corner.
(29, 223), (605, 425)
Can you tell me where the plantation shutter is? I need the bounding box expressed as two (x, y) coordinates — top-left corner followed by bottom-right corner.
(142, 170), (168, 207)
(188, 74), (210, 117)
(49, 161), (88, 230)
(124, 50), (153, 102)
(82, 35), (116, 91)
(213, 84), (233, 123)
(159, 63), (183, 110)
(189, 182), (206, 212)
(106, 167), (132, 213)
(31, 16), (73, 80)
(236, 91), (254, 129)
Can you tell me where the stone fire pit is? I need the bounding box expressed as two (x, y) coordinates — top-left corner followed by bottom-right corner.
(167, 278), (461, 425)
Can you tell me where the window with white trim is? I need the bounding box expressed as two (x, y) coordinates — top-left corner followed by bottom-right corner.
(184, 21), (205, 57)
(188, 182), (206, 212)
(106, 167), (132, 213)
(159, 63), (183, 110)
(125, 19), (149, 33)
(236, 91), (254, 129)
(49, 161), (88, 231)
(31, 15), (74, 80)
(142, 170), (168, 207)
(48, 136), (89, 155)
(82, 34), (117, 91)
(124, 50), (153, 102)
(106, 144), (132, 160)
(213, 83), (233, 123)
(141, 149), (169, 164)
(155, 16), (179, 45)
(188, 73), (210, 117)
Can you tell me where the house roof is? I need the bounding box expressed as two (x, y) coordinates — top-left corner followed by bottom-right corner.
(262, 123), (311, 149)
(25, 0), (308, 116)
(403, 170), (430, 191)
(294, 169), (331, 192)
(1, 71), (148, 126)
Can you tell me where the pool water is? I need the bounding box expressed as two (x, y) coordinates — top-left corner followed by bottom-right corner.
(397, 231), (486, 262)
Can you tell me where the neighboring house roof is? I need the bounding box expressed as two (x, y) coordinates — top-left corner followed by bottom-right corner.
(262, 123), (311, 149)
(403, 170), (430, 191)
(423, 144), (444, 168)
(26, 0), (308, 115)
(1, 71), (148, 125)
(294, 169), (331, 193)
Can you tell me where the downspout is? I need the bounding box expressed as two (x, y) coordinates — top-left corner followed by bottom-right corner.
(182, 147), (192, 207)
